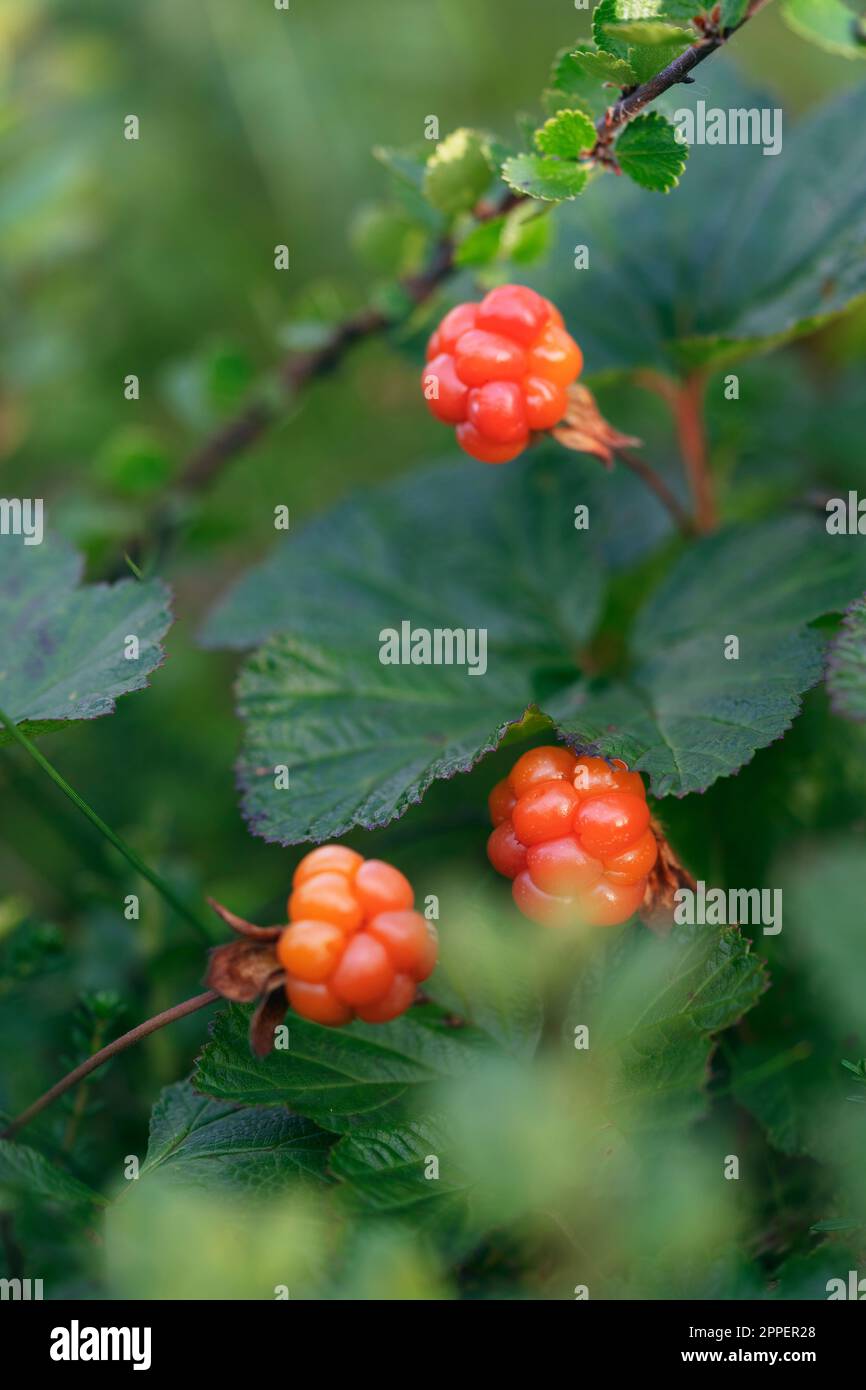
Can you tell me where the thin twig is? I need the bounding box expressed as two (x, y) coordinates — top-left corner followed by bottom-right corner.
(593, 0), (775, 154)
(0, 705), (211, 942)
(1, 991), (220, 1140)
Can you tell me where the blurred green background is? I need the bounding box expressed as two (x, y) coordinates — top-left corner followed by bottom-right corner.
(2, 0), (866, 1299)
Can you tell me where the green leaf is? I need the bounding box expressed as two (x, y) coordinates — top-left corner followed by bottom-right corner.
(501, 152), (588, 202)
(193, 1003), (515, 1132)
(138, 1080), (334, 1193)
(202, 454), (608, 841)
(729, 1039), (828, 1159)
(453, 215), (505, 268)
(372, 144), (428, 190)
(525, 79), (866, 374)
(586, 922), (768, 1127)
(782, 0), (866, 55)
(349, 202), (424, 275)
(534, 109), (597, 159)
(564, 45), (638, 86)
(594, 0), (633, 58)
(331, 1118), (469, 1223)
(500, 202), (554, 265)
(552, 516), (866, 796)
(721, 0), (750, 23)
(548, 48), (616, 117)
(603, 20), (694, 45)
(779, 841), (866, 1035)
(422, 129), (492, 216)
(0, 1138), (103, 1209)
(0, 532), (171, 742)
(205, 466), (864, 825)
(827, 595), (866, 720)
(616, 111), (688, 191)
(236, 635), (541, 842)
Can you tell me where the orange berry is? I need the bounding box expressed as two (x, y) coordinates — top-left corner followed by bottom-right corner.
(523, 375), (569, 431)
(528, 323), (583, 388)
(543, 298), (564, 328)
(575, 792), (650, 859)
(467, 380), (528, 445)
(355, 973), (417, 1023)
(509, 745), (578, 798)
(330, 931), (395, 1007)
(579, 876), (646, 928)
(476, 284), (550, 346)
(277, 920), (345, 982)
(526, 835), (603, 896)
(288, 872), (363, 933)
(429, 302), (477, 357)
(286, 978), (353, 1027)
(511, 779), (581, 847)
(488, 777), (517, 826)
(367, 910), (438, 981)
(454, 329), (528, 386)
(292, 844), (363, 887)
(422, 352), (470, 425)
(354, 859), (413, 918)
(602, 828), (658, 885)
(512, 869), (574, 927)
(572, 757), (646, 801)
(487, 820), (528, 879)
(456, 420), (527, 464)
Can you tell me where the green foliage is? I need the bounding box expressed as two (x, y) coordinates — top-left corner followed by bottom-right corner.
(422, 129), (494, 215)
(0, 1139), (103, 1211)
(615, 111), (688, 190)
(585, 922), (768, 1127)
(205, 465), (866, 842)
(827, 596), (866, 719)
(139, 1080), (333, 1192)
(594, 0), (694, 83)
(564, 45), (638, 86)
(527, 81), (866, 375)
(194, 1001), (516, 1130)
(501, 152), (588, 202)
(782, 0), (866, 58)
(0, 534), (172, 741)
(330, 1119), (468, 1223)
(534, 109), (597, 159)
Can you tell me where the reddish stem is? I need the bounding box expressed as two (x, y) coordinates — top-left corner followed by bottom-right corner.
(1, 991), (220, 1141)
(674, 372), (716, 533)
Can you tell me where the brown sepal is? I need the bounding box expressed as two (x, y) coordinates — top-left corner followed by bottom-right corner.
(551, 382), (642, 468)
(640, 817), (697, 937)
(206, 937), (281, 1003)
(207, 896), (283, 940)
(249, 974), (289, 1057)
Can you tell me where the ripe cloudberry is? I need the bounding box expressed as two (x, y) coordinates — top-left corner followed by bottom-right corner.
(277, 847), (437, 1026)
(487, 746), (657, 928)
(422, 285), (582, 464)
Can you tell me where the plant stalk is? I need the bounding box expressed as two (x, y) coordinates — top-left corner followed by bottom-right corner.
(1, 991), (220, 1140)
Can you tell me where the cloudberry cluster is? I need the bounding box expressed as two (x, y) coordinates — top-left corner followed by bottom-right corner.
(487, 747), (658, 927)
(277, 845), (437, 1026)
(422, 284), (582, 464)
